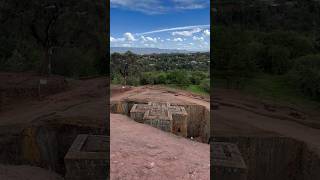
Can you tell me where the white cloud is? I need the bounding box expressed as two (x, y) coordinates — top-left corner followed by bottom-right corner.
(166, 38), (171, 41)
(110, 0), (167, 15)
(141, 36), (157, 43)
(146, 37), (157, 43)
(111, 0), (209, 14)
(136, 25), (209, 35)
(124, 32), (136, 41)
(193, 36), (204, 41)
(110, 36), (125, 42)
(203, 29), (210, 36)
(173, 38), (183, 42)
(173, 0), (209, 10)
(172, 27), (202, 37)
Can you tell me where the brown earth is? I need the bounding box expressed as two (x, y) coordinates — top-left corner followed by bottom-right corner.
(0, 75), (107, 128)
(110, 113), (210, 180)
(110, 85), (210, 180)
(111, 85), (209, 107)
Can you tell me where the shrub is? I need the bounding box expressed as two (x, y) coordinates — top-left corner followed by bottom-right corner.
(166, 70), (190, 85)
(190, 71), (208, 85)
(200, 78), (210, 93)
(287, 55), (320, 100)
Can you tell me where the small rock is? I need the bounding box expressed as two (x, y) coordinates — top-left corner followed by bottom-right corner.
(146, 162), (155, 169)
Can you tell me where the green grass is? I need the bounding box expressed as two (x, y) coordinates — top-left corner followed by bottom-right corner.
(215, 74), (320, 110)
(186, 85), (209, 95)
(166, 84), (209, 96)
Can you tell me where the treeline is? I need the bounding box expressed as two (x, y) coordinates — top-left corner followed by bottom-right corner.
(213, 26), (320, 100)
(0, 0), (107, 77)
(213, 0), (320, 101)
(214, 0), (320, 33)
(110, 52), (210, 93)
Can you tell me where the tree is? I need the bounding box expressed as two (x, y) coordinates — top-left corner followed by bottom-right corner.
(0, 0), (107, 77)
(288, 55), (320, 100)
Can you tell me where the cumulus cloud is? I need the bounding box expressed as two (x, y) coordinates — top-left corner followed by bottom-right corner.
(172, 27), (202, 37)
(173, 38), (183, 42)
(141, 36), (157, 43)
(124, 32), (136, 41)
(193, 36), (204, 41)
(203, 29), (210, 36)
(110, 36), (125, 42)
(146, 37), (157, 43)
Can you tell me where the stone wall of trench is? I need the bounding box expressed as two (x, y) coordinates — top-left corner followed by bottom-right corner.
(213, 136), (320, 180)
(180, 104), (210, 142)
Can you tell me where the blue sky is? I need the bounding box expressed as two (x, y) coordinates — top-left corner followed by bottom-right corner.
(110, 0), (210, 51)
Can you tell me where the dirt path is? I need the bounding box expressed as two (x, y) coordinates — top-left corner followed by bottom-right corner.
(110, 86), (144, 102)
(0, 78), (107, 127)
(110, 113), (210, 180)
(111, 85), (210, 108)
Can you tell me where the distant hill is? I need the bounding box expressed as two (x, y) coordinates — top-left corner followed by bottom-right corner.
(110, 47), (206, 54)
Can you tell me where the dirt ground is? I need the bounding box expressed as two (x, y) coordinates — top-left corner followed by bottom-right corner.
(0, 74), (107, 128)
(110, 113), (210, 180)
(110, 85), (210, 180)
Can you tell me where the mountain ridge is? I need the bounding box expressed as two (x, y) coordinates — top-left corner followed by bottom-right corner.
(110, 47), (208, 54)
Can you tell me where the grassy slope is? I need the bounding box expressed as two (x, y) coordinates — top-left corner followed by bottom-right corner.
(165, 84), (209, 96)
(215, 74), (320, 110)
